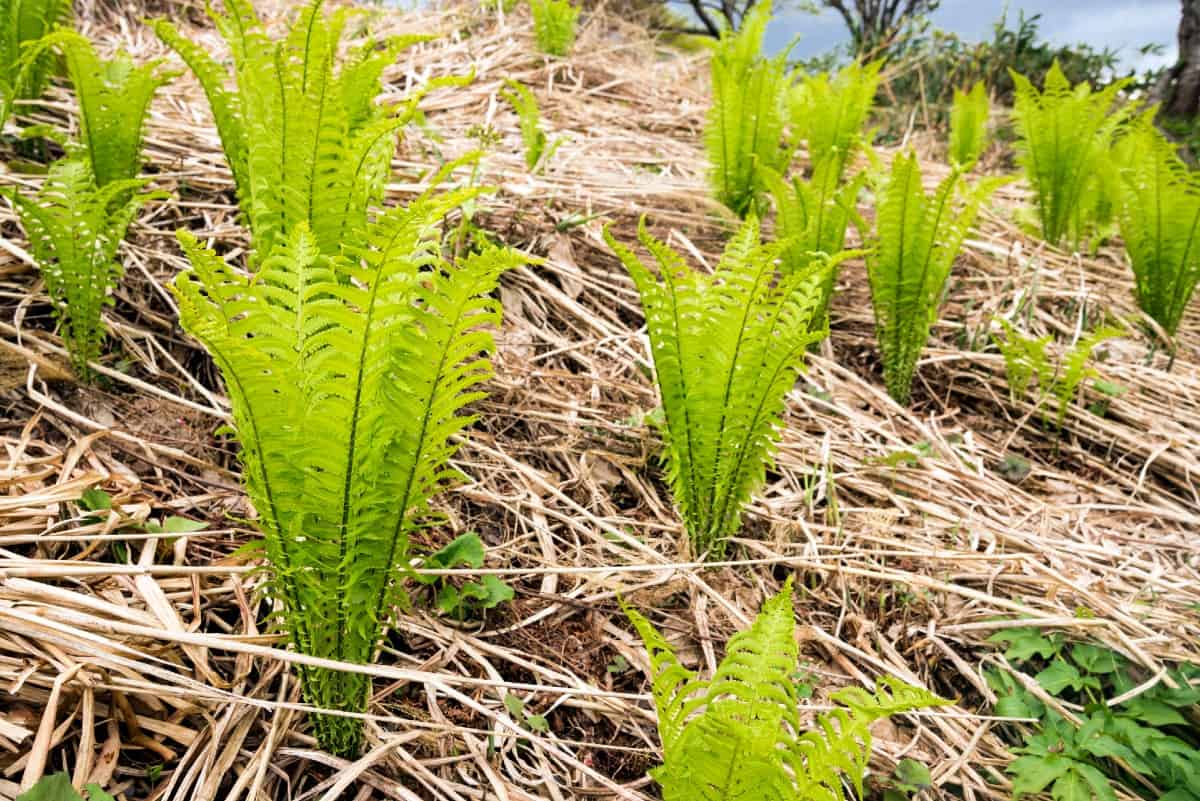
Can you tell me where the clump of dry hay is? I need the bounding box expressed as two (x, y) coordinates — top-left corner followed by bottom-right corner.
(0, 1), (1197, 800)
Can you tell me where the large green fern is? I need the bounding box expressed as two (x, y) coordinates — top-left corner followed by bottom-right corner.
(763, 157), (865, 326)
(625, 577), (951, 801)
(605, 217), (828, 558)
(3, 158), (153, 378)
(0, 0), (71, 129)
(1010, 61), (1130, 250)
(948, 81), (988, 170)
(173, 175), (522, 756)
(705, 0), (791, 219)
(19, 30), (174, 186)
(860, 153), (1002, 405)
(529, 0), (579, 57)
(1117, 118), (1200, 339)
(788, 59), (881, 182)
(152, 0), (448, 262)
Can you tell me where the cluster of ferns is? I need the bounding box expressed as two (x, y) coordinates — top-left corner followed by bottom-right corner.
(2, 0), (1195, 792)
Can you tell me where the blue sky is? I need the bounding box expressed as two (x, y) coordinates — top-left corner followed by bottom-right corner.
(760, 0), (1177, 71)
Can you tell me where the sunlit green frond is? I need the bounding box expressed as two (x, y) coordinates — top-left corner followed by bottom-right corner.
(500, 79), (560, 171)
(948, 81), (989, 170)
(3, 158), (153, 378)
(0, 0), (72, 128)
(705, 0), (791, 219)
(529, 0), (579, 57)
(626, 579), (951, 801)
(789, 58), (882, 182)
(605, 216), (827, 557)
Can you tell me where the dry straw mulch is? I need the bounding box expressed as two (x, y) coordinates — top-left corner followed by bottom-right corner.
(0, 2), (1198, 799)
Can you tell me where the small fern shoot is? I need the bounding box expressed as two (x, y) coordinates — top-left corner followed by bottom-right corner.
(1117, 119), (1200, 339)
(173, 178), (523, 756)
(948, 81), (989, 170)
(499, 79), (561, 171)
(705, 0), (791, 219)
(994, 318), (1053, 404)
(3, 158), (154, 378)
(789, 59), (882, 181)
(153, 0), (449, 262)
(1010, 61), (1130, 249)
(19, 31), (175, 186)
(860, 153), (1003, 405)
(605, 217), (830, 558)
(763, 158), (865, 326)
(625, 577), (951, 801)
(1054, 326), (1124, 427)
(0, 0), (72, 129)
(529, 0), (579, 57)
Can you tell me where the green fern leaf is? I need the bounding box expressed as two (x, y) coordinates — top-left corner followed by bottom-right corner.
(948, 81), (989, 170)
(789, 59), (882, 182)
(0, 0), (71, 128)
(529, 0), (579, 57)
(500, 79), (559, 171)
(1054, 326), (1124, 427)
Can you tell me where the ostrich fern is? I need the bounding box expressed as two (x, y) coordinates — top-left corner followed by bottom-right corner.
(3, 159), (153, 378)
(1117, 119), (1200, 339)
(860, 153), (1003, 405)
(625, 577), (950, 801)
(173, 176), (522, 756)
(529, 0), (579, 57)
(499, 79), (561, 171)
(948, 81), (988, 170)
(605, 217), (829, 558)
(153, 0), (451, 262)
(1010, 61), (1130, 250)
(0, 0), (71, 129)
(705, 0), (790, 219)
(19, 31), (174, 186)
(789, 59), (881, 181)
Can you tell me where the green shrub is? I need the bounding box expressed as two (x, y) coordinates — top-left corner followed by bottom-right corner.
(705, 0), (790, 219)
(3, 159), (154, 378)
(860, 153), (1001, 405)
(789, 58), (881, 180)
(763, 158), (865, 325)
(0, 0), (72, 129)
(173, 177), (523, 756)
(1117, 119), (1200, 339)
(605, 216), (830, 558)
(624, 577), (951, 801)
(948, 81), (988, 169)
(499, 79), (561, 171)
(152, 0), (447, 262)
(20, 31), (174, 186)
(529, 0), (579, 57)
(1010, 61), (1130, 249)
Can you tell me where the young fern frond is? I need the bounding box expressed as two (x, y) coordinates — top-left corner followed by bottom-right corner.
(19, 31), (175, 186)
(948, 81), (989, 170)
(1053, 326), (1123, 427)
(705, 0), (791, 219)
(789, 59), (881, 181)
(153, 0), (441, 262)
(993, 318), (1053, 404)
(624, 578), (951, 801)
(499, 79), (561, 171)
(763, 157), (865, 325)
(0, 0), (72, 128)
(174, 184), (523, 756)
(3, 158), (153, 378)
(1010, 61), (1130, 250)
(605, 217), (829, 558)
(1117, 118), (1200, 339)
(860, 153), (1003, 405)
(529, 0), (579, 57)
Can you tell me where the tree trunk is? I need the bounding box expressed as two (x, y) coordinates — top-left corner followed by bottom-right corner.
(1158, 0), (1200, 118)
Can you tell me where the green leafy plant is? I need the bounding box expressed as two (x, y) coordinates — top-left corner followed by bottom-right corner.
(763, 157), (865, 325)
(499, 79), (561, 171)
(948, 81), (989, 170)
(152, 0), (448, 262)
(994, 318), (1053, 403)
(859, 152), (1001, 405)
(416, 531), (514, 620)
(2, 158), (154, 378)
(705, 0), (790, 219)
(529, 0), (579, 57)
(874, 758), (934, 801)
(0, 0), (72, 129)
(987, 627), (1200, 801)
(604, 217), (832, 557)
(16, 772), (115, 801)
(624, 577), (951, 801)
(173, 178), (523, 756)
(1010, 60), (1131, 250)
(1117, 118), (1200, 341)
(18, 31), (174, 186)
(789, 58), (881, 181)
